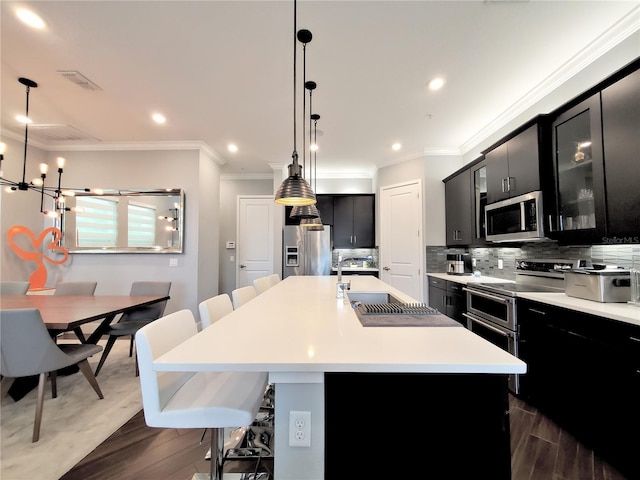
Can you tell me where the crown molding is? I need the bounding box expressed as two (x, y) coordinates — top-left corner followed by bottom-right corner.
(460, 6), (640, 154)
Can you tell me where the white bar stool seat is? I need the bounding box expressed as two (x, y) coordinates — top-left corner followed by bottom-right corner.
(136, 309), (268, 480)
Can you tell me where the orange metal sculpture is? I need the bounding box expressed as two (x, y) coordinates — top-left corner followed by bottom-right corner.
(7, 225), (69, 290)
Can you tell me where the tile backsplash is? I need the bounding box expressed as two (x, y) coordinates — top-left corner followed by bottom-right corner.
(426, 242), (639, 281)
(332, 247), (379, 267)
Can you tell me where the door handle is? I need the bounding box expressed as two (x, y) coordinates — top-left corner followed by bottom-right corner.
(239, 264), (246, 269)
(383, 266), (390, 271)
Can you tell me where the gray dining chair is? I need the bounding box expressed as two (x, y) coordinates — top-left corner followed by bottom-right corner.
(0, 308), (104, 442)
(0, 281), (30, 295)
(94, 281), (171, 376)
(54, 281), (98, 296)
(135, 309), (268, 480)
(198, 293), (233, 330)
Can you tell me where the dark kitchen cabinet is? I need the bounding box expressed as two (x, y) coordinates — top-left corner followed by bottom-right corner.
(283, 195), (335, 226)
(315, 195), (334, 226)
(518, 299), (640, 479)
(444, 169), (473, 245)
(483, 119), (550, 204)
(326, 372), (511, 479)
(471, 160), (489, 245)
(601, 67), (640, 241)
(550, 93), (607, 244)
(550, 60), (640, 245)
(427, 276), (467, 325)
(332, 194), (375, 248)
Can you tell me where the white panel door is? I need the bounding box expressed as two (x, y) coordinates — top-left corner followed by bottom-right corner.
(237, 196), (274, 288)
(379, 180), (423, 301)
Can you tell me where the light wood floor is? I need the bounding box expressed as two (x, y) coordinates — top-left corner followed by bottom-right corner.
(62, 394), (629, 480)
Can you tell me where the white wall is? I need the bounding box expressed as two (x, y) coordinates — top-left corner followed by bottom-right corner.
(1, 138), (51, 283)
(219, 177), (274, 296)
(0, 145), (219, 317)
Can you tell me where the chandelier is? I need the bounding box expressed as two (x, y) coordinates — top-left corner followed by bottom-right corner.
(0, 77), (88, 218)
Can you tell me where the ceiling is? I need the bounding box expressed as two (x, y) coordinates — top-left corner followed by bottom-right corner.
(1, 1), (639, 178)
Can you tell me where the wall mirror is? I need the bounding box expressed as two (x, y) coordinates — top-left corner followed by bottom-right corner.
(60, 189), (184, 253)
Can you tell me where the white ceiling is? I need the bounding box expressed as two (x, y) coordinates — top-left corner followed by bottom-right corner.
(1, 1), (639, 178)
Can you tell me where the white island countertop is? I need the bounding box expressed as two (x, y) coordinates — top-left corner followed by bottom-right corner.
(155, 275), (525, 375)
(154, 275), (524, 480)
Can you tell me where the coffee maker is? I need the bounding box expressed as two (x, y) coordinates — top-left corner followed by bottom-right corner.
(446, 253), (473, 275)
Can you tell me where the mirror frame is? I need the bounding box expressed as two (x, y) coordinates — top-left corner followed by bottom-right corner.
(60, 189), (184, 254)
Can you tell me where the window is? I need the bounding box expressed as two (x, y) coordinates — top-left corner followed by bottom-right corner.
(75, 197), (118, 247)
(127, 202), (156, 247)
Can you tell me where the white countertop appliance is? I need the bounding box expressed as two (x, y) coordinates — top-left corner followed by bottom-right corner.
(565, 267), (631, 303)
(463, 258), (587, 394)
(446, 253), (472, 275)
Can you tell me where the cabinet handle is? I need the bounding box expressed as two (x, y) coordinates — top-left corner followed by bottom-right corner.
(528, 308), (546, 316)
(629, 336), (640, 344)
(442, 295), (447, 306)
(501, 178), (508, 193)
(507, 177), (514, 192)
(353, 235), (357, 245)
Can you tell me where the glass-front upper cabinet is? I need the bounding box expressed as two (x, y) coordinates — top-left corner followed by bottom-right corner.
(471, 161), (488, 244)
(551, 93), (606, 244)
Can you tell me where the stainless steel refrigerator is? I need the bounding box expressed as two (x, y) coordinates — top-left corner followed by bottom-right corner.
(283, 225), (332, 278)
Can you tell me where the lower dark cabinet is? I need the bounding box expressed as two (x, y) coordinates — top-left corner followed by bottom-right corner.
(325, 372), (511, 479)
(518, 299), (640, 479)
(428, 276), (467, 325)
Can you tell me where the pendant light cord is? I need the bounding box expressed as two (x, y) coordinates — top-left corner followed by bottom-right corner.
(292, 0), (297, 157)
(302, 42), (307, 181)
(22, 84), (32, 185)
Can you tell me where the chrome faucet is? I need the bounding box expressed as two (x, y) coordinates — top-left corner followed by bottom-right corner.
(337, 256), (357, 282)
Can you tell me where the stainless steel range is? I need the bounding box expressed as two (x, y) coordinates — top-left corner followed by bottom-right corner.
(463, 258), (588, 394)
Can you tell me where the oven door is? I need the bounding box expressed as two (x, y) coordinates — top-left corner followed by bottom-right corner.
(464, 287), (516, 330)
(464, 312), (519, 394)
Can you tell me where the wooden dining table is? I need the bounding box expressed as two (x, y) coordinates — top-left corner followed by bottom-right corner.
(0, 294), (170, 343)
(1, 294), (170, 401)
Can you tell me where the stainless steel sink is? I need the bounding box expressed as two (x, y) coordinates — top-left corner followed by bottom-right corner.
(346, 291), (403, 304)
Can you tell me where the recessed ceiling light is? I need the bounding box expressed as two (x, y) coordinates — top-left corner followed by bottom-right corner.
(152, 113), (166, 124)
(16, 8), (45, 29)
(228, 144), (238, 153)
(428, 77), (445, 91)
(392, 143), (402, 151)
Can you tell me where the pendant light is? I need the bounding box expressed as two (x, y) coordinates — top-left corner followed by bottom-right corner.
(306, 112), (324, 231)
(274, 0), (316, 206)
(290, 28), (319, 219)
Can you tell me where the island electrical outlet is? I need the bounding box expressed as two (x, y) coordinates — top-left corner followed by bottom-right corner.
(289, 411), (311, 447)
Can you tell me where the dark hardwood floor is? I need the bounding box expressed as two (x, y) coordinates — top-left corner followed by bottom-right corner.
(63, 394), (628, 480)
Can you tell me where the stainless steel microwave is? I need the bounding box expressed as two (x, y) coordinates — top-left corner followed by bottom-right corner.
(485, 191), (547, 242)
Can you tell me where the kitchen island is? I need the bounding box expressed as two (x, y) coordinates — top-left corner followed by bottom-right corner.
(154, 275), (525, 479)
